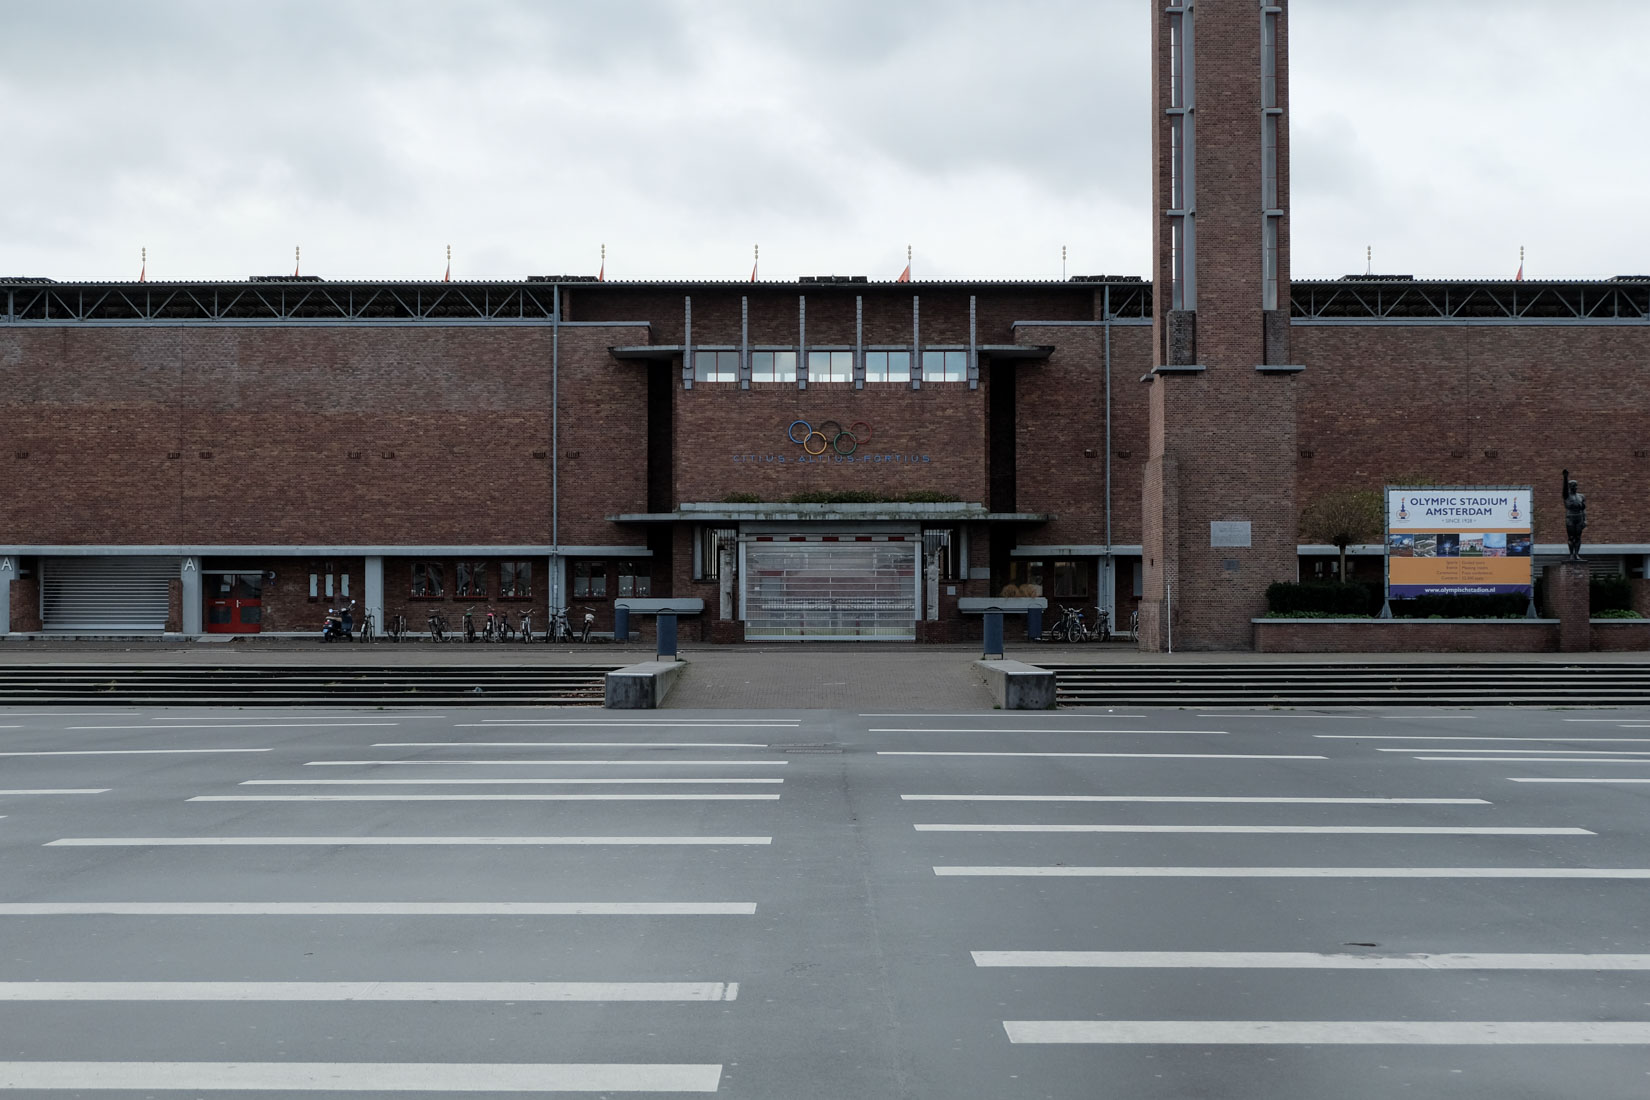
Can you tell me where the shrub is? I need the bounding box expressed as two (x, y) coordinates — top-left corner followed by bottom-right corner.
(1388, 593), (1528, 619)
(1594, 608), (1644, 620)
(1265, 581), (1381, 617)
(1591, 574), (1634, 613)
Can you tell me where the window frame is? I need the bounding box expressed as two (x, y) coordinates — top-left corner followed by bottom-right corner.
(498, 560), (533, 600)
(411, 561), (446, 599)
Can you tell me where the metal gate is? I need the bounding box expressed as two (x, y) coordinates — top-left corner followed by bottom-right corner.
(41, 557), (177, 632)
(742, 539), (917, 640)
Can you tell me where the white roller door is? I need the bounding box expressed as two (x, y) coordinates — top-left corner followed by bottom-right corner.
(742, 538), (917, 641)
(41, 557), (177, 632)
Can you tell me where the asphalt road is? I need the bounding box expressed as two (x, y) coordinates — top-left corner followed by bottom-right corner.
(4, 703), (1650, 1097)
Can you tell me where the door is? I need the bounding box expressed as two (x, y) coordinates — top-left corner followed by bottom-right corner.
(205, 573), (264, 634)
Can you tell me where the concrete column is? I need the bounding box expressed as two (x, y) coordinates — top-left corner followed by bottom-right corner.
(365, 556), (384, 637)
(0, 557), (12, 635)
(548, 554), (564, 614)
(180, 556), (202, 636)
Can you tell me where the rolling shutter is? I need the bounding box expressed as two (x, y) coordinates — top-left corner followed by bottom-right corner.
(742, 539), (917, 640)
(41, 557), (177, 632)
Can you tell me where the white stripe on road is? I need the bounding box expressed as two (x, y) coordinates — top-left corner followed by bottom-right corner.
(1198, 714), (1365, 719)
(974, 951), (1650, 970)
(1383, 747), (1650, 755)
(0, 712), (138, 717)
(0, 1061), (723, 1091)
(243, 778), (785, 786)
(915, 824), (1588, 835)
(467, 720), (796, 727)
(878, 751), (1324, 760)
(0, 902), (755, 915)
(0, 790), (109, 796)
(902, 795), (1488, 805)
(306, 759), (786, 767)
(1328, 735), (1650, 743)
(71, 724), (396, 731)
(157, 716), (415, 722)
(1564, 718), (1650, 722)
(49, 836), (773, 847)
(1511, 778), (1650, 784)
(374, 742), (768, 749)
(935, 866), (1650, 878)
(1419, 757), (1650, 764)
(1003, 1021), (1650, 1045)
(870, 728), (1227, 735)
(0, 749), (271, 757)
(863, 713), (1145, 718)
(191, 794), (782, 802)
(0, 981), (738, 1001)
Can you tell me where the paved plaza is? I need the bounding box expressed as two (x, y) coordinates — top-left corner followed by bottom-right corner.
(5, 699), (1650, 1096)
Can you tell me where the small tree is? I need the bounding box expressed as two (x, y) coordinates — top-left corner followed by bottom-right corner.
(1298, 488), (1384, 582)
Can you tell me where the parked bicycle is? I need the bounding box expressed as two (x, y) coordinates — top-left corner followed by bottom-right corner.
(426, 609), (449, 643)
(462, 605), (478, 643)
(1049, 605), (1110, 643)
(548, 606), (572, 643)
(578, 606), (596, 643)
(517, 609), (535, 644)
(356, 607), (376, 643)
(385, 613), (407, 642)
(495, 609), (513, 642)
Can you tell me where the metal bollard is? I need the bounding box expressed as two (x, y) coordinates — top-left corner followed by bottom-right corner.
(983, 611), (1004, 658)
(657, 612), (678, 660)
(613, 607), (631, 645)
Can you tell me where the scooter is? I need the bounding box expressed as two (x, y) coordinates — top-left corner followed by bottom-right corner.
(321, 601), (355, 642)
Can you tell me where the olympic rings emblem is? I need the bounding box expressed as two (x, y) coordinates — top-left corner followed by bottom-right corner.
(788, 418), (872, 456)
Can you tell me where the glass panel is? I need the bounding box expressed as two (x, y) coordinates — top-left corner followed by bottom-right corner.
(743, 541), (917, 639)
(884, 350), (909, 381)
(207, 605), (233, 625)
(1053, 559), (1089, 598)
(702, 528), (737, 579)
(696, 350), (737, 382)
(240, 605), (263, 624)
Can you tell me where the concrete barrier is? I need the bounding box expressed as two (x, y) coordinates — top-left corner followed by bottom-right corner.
(604, 660), (686, 709)
(975, 659), (1056, 710)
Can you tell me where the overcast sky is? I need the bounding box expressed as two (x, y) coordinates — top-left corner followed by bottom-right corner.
(3, 1), (1644, 284)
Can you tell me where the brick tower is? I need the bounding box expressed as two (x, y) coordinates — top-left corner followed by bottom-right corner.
(1139, 0), (1302, 651)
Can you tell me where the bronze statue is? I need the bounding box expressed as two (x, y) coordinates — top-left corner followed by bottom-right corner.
(1562, 469), (1586, 560)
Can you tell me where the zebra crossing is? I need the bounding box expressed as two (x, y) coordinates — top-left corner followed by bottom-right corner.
(0, 708), (800, 1093)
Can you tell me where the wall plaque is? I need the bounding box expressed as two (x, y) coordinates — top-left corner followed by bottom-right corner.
(1210, 521), (1251, 548)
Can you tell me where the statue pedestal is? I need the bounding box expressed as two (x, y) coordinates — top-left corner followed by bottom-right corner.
(1544, 562), (1591, 653)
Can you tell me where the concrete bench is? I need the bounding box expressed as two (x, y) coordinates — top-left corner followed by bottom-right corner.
(957, 597), (1048, 657)
(604, 660), (687, 709)
(613, 598), (705, 659)
(974, 659), (1056, 710)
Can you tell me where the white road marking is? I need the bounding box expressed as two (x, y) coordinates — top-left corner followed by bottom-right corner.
(0, 981), (738, 1001)
(243, 778), (784, 786)
(1198, 714), (1365, 719)
(72, 724), (396, 730)
(0, 790), (109, 796)
(1419, 757), (1650, 764)
(1382, 747), (1650, 755)
(0, 1061), (723, 1091)
(916, 824), (1588, 835)
(1563, 718), (1650, 723)
(156, 715), (418, 722)
(467, 720), (796, 727)
(1329, 736), (1650, 743)
(191, 794), (782, 802)
(878, 751), (1324, 760)
(374, 742), (768, 748)
(49, 836), (773, 847)
(0, 749), (271, 757)
(974, 951), (1650, 970)
(1511, 778), (1650, 784)
(0, 902), (756, 915)
(0, 712), (140, 717)
(1002, 1021), (1650, 1045)
(306, 759), (786, 767)
(870, 728), (1226, 735)
(863, 713), (1146, 718)
(902, 795), (1488, 805)
(936, 865), (1650, 878)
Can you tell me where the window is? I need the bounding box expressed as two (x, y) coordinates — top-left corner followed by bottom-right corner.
(751, 351), (796, 383)
(923, 529), (960, 582)
(573, 560), (607, 598)
(499, 561), (532, 598)
(617, 560), (651, 598)
(1002, 560), (1044, 597)
(864, 350), (910, 383)
(456, 562), (487, 598)
(700, 527), (737, 580)
(807, 350), (852, 383)
(695, 350), (738, 383)
(921, 350), (967, 382)
(1052, 559), (1090, 598)
(412, 562), (445, 598)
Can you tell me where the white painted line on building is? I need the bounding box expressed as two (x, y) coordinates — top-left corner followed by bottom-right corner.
(1418, 757), (1650, 764)
(0, 1061), (724, 1091)
(0, 749), (271, 757)
(902, 795), (1488, 805)
(974, 951), (1650, 970)
(0, 902), (756, 915)
(243, 778), (785, 786)
(305, 759), (786, 767)
(915, 824), (1588, 836)
(190, 794), (782, 802)
(1002, 1021), (1650, 1045)
(0, 790), (109, 796)
(1326, 735), (1650, 743)
(72, 724), (396, 731)
(1383, 747), (1650, 755)
(375, 742), (769, 748)
(935, 866), (1650, 878)
(878, 751), (1324, 760)
(870, 728), (1227, 735)
(49, 836), (773, 847)
(0, 981), (739, 1001)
